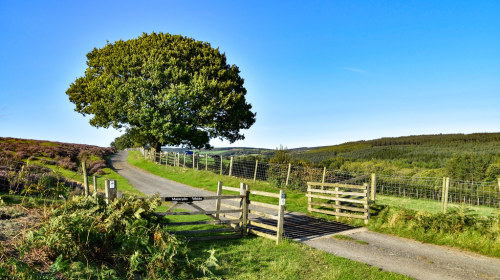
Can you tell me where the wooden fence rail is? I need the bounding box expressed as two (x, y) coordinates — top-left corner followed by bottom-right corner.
(218, 182), (286, 244)
(136, 191), (247, 241)
(307, 181), (370, 224)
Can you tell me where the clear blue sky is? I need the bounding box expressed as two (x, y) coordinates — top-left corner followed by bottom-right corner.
(1, 1), (499, 148)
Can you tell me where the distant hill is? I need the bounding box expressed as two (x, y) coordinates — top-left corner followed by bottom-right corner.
(289, 133), (500, 180)
(162, 147), (274, 157)
(292, 133), (500, 164)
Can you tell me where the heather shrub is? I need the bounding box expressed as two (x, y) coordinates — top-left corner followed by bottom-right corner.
(56, 157), (77, 171)
(89, 160), (107, 175)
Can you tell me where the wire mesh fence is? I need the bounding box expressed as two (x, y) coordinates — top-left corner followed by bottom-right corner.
(142, 149), (500, 215)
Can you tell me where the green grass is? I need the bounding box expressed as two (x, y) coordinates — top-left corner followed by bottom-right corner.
(187, 237), (411, 280)
(0, 192), (62, 208)
(29, 159), (143, 196)
(377, 195), (500, 217)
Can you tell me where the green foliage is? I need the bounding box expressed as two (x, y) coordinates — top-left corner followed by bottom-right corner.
(110, 128), (146, 150)
(445, 154), (491, 181)
(293, 133), (500, 181)
(67, 32), (256, 151)
(370, 205), (500, 257)
(18, 195), (216, 279)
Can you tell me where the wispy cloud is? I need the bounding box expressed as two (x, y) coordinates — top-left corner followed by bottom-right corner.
(342, 67), (368, 74)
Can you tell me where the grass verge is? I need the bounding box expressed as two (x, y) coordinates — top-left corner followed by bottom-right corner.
(187, 236), (410, 280)
(31, 159), (143, 196)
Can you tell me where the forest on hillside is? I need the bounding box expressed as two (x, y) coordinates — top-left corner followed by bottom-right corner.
(290, 133), (500, 181)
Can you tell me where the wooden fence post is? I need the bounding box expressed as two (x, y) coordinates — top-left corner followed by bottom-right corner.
(229, 157), (234, 177)
(240, 182), (248, 236)
(443, 177), (450, 213)
(497, 178), (500, 192)
(335, 182), (340, 219)
(215, 181), (222, 219)
(364, 183), (370, 224)
(183, 153), (186, 167)
(253, 160), (259, 183)
(205, 154), (208, 171)
(92, 176), (97, 195)
(277, 189), (285, 244)
(321, 167), (326, 190)
(193, 153), (195, 169)
(370, 173), (376, 202)
(105, 179), (117, 204)
(285, 163), (291, 186)
(441, 177), (446, 212)
(82, 162), (89, 196)
(220, 155), (223, 175)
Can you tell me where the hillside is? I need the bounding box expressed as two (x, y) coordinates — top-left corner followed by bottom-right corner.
(0, 137), (115, 175)
(291, 133), (500, 181)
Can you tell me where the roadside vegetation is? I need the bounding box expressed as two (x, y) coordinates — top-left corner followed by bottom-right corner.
(128, 151), (500, 258)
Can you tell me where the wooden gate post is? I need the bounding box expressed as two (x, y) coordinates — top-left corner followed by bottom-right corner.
(183, 153), (186, 167)
(229, 157), (234, 177)
(370, 173), (377, 202)
(285, 163), (292, 186)
(215, 181), (223, 219)
(105, 179), (117, 204)
(240, 182), (248, 236)
(253, 160), (259, 183)
(205, 154), (208, 171)
(277, 189), (286, 244)
(193, 153), (196, 169)
(364, 183), (370, 224)
(82, 162), (89, 196)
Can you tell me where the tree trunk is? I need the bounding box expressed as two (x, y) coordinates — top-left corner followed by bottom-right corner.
(154, 142), (162, 153)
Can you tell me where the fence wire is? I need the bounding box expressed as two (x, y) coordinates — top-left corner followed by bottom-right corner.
(142, 149), (500, 215)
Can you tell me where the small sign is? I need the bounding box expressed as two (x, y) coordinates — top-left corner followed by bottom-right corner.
(281, 193), (287, 199)
(110, 180), (115, 189)
(164, 197), (204, 202)
(280, 198), (286, 206)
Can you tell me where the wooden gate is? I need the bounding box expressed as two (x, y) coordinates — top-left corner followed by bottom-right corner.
(217, 182), (286, 244)
(154, 193), (247, 241)
(307, 182), (370, 224)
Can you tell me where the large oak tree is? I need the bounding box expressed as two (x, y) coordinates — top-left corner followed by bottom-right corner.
(67, 32), (256, 151)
